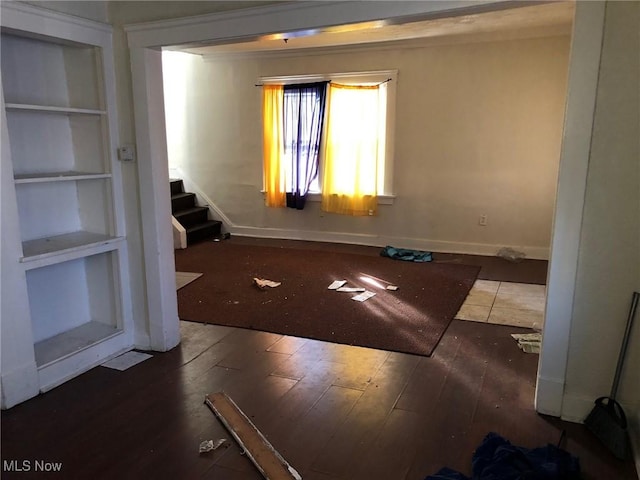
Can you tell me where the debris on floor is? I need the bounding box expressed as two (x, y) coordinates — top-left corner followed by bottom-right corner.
(386, 285), (399, 291)
(425, 432), (581, 480)
(101, 351), (153, 371)
(199, 438), (227, 454)
(253, 278), (281, 289)
(511, 333), (542, 353)
(497, 246), (526, 263)
(336, 287), (366, 293)
(205, 392), (302, 480)
(328, 280), (347, 290)
(381, 245), (433, 262)
(351, 291), (376, 302)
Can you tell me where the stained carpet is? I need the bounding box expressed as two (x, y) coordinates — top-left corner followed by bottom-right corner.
(175, 242), (480, 356)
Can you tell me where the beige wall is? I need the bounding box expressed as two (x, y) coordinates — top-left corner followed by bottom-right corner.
(164, 34), (570, 257)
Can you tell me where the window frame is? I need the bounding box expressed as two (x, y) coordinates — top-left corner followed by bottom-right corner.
(260, 70), (397, 202)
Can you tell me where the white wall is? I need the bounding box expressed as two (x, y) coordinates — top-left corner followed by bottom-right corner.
(163, 35), (570, 258)
(105, 1), (284, 348)
(560, 0), (640, 441)
(23, 1), (108, 23)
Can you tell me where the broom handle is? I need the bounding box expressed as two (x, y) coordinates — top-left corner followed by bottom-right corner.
(611, 291), (640, 399)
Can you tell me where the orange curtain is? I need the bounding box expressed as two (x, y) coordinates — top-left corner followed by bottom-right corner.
(262, 85), (286, 207)
(321, 84), (380, 216)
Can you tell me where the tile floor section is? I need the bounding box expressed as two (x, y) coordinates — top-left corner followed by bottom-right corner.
(175, 271), (203, 290)
(455, 280), (546, 330)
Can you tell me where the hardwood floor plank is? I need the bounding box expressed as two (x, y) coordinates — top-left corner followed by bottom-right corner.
(405, 321), (492, 479)
(310, 352), (420, 476)
(275, 385), (363, 475)
(351, 408), (423, 480)
(2, 232), (637, 480)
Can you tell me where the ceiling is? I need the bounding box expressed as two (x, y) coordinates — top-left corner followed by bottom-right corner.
(179, 1), (575, 56)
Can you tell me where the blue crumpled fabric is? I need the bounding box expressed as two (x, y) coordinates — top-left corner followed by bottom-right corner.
(424, 432), (581, 480)
(380, 245), (432, 262)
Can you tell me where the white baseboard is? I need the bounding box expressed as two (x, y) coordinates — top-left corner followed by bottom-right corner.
(560, 392), (597, 423)
(1, 362), (39, 409)
(230, 225), (550, 260)
(535, 374), (565, 417)
(169, 168), (550, 260)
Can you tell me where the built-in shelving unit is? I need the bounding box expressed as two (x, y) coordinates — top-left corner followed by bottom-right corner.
(1, 3), (133, 404)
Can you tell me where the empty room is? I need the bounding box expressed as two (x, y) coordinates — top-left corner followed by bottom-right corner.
(1, 1), (638, 479)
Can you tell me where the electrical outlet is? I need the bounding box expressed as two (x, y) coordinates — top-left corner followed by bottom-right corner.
(117, 145), (135, 162)
(479, 214), (488, 226)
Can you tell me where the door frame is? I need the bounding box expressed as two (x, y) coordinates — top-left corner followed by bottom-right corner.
(124, 0), (606, 416)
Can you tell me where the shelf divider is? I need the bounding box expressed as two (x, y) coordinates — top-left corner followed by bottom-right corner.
(5, 103), (106, 115)
(21, 231), (123, 267)
(34, 321), (122, 368)
(14, 171), (111, 184)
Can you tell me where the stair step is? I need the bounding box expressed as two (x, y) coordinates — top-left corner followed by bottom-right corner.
(174, 206), (209, 228)
(170, 179), (184, 195)
(171, 192), (196, 213)
(186, 220), (222, 245)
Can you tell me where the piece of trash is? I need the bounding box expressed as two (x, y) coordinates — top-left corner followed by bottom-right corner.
(351, 291), (376, 302)
(253, 278), (281, 289)
(199, 438), (227, 453)
(336, 287), (366, 293)
(328, 280), (347, 290)
(101, 351), (153, 371)
(511, 333), (542, 353)
(381, 245), (432, 262)
(386, 285), (399, 291)
(497, 247), (526, 263)
(205, 392), (302, 479)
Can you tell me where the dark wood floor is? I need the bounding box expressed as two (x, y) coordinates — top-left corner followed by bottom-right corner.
(1, 240), (636, 479)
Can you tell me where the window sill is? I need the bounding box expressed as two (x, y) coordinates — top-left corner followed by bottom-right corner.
(260, 191), (395, 205)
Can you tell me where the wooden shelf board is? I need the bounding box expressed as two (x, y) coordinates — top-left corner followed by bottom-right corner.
(35, 321), (121, 368)
(5, 103), (105, 115)
(21, 231), (121, 263)
(14, 171), (111, 184)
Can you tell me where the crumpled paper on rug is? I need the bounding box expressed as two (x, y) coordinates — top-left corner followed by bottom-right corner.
(253, 278), (281, 289)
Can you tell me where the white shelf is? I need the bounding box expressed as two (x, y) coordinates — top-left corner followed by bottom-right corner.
(14, 171), (111, 185)
(14, 171), (111, 183)
(0, 5), (133, 406)
(21, 231), (122, 265)
(5, 103), (105, 115)
(34, 321), (121, 368)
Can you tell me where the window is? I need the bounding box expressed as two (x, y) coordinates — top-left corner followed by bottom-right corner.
(282, 82), (327, 208)
(262, 71), (396, 215)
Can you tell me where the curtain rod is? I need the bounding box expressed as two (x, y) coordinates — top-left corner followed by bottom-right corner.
(255, 78), (392, 87)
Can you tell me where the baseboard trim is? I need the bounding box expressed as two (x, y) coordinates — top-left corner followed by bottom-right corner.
(167, 169), (550, 259)
(535, 374), (565, 417)
(560, 393), (596, 423)
(230, 226), (550, 260)
(1, 362), (39, 409)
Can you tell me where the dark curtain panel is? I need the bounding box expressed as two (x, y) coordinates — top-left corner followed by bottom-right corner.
(283, 82), (328, 209)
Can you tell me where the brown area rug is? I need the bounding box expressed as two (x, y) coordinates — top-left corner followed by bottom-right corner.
(175, 242), (480, 356)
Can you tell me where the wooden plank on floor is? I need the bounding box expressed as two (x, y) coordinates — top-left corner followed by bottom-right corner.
(205, 392), (302, 480)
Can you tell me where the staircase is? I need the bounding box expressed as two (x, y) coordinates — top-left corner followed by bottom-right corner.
(170, 179), (222, 245)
